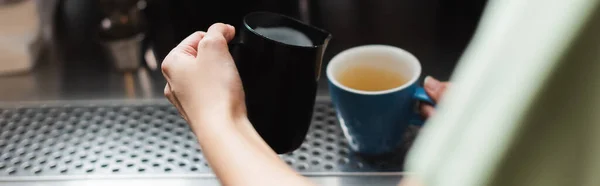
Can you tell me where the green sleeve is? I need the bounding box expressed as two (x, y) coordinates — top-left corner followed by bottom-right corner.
(405, 0), (600, 186)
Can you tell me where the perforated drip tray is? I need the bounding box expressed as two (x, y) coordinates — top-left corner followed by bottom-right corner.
(0, 100), (417, 179)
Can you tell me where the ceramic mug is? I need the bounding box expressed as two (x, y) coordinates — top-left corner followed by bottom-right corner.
(327, 45), (433, 155)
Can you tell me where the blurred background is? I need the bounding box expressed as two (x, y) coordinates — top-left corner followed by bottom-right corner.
(0, 0), (486, 102)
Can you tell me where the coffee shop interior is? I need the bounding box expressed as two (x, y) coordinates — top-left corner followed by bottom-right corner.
(2, 0), (600, 186)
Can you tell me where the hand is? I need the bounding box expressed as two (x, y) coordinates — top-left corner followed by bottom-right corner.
(161, 23), (245, 130)
(420, 76), (450, 118)
(161, 23), (314, 186)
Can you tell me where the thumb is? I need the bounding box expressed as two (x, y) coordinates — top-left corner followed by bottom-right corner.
(198, 23), (236, 51)
(424, 76), (448, 103)
(206, 23), (235, 42)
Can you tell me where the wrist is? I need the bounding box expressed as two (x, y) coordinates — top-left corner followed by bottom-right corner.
(188, 105), (248, 135)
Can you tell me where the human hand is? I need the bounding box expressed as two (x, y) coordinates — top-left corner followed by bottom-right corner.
(161, 24), (313, 186)
(161, 23), (245, 131)
(420, 76), (450, 118)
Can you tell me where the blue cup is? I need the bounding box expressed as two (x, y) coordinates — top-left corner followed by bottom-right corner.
(327, 45), (433, 155)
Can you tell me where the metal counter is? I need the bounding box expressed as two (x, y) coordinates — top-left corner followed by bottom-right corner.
(0, 48), (417, 185)
(0, 96), (418, 185)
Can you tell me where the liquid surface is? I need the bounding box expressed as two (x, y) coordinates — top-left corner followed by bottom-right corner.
(254, 27), (313, 47)
(337, 65), (408, 91)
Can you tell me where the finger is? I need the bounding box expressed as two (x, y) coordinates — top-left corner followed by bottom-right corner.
(164, 83), (170, 97)
(420, 104), (436, 119)
(172, 95), (189, 121)
(164, 84), (176, 104)
(164, 84), (180, 111)
(206, 23), (235, 42)
(174, 31), (206, 56)
(424, 76), (448, 103)
(164, 84), (189, 121)
(199, 23), (236, 50)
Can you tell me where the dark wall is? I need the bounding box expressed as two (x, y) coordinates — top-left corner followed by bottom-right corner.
(145, 0), (306, 61)
(312, 0), (487, 80)
(50, 0), (487, 97)
(146, 0), (487, 81)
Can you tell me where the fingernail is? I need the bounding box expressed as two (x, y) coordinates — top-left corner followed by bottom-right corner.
(424, 76), (441, 92)
(226, 24), (235, 30)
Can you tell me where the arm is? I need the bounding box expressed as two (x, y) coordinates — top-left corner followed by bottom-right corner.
(161, 23), (314, 186)
(193, 114), (313, 186)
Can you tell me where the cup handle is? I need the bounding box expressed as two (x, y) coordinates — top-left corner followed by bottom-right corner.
(414, 86), (435, 105)
(411, 86), (436, 126)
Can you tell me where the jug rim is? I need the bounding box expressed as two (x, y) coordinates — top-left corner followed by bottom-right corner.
(243, 11), (331, 49)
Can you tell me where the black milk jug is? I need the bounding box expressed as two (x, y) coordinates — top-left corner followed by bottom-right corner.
(231, 12), (331, 154)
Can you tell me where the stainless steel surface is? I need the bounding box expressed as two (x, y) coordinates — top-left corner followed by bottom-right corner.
(0, 100), (413, 176)
(0, 175), (404, 186)
(0, 51), (166, 102)
(0, 53), (333, 102)
(0, 99), (414, 185)
(0, 48), (412, 185)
